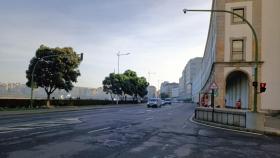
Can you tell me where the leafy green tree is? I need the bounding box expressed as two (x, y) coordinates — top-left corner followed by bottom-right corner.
(102, 73), (122, 102)
(122, 70), (149, 101)
(136, 77), (149, 99)
(122, 70), (137, 98)
(103, 70), (149, 103)
(26, 45), (82, 107)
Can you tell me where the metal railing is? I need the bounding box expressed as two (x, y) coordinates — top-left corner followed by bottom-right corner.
(195, 107), (246, 128)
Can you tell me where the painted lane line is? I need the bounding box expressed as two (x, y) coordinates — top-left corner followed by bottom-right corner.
(0, 130), (54, 143)
(28, 131), (51, 136)
(145, 117), (153, 121)
(0, 130), (15, 134)
(115, 125), (131, 130)
(189, 114), (263, 136)
(88, 127), (111, 134)
(0, 127), (34, 134)
(0, 118), (82, 134)
(136, 112), (146, 115)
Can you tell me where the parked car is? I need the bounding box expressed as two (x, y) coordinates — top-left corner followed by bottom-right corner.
(147, 98), (162, 108)
(163, 98), (172, 105)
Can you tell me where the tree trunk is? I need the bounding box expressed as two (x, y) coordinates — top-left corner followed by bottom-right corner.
(133, 94), (137, 102)
(110, 93), (114, 102)
(46, 93), (51, 108)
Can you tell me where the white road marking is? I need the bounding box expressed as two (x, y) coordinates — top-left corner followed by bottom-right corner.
(189, 114), (263, 136)
(88, 127), (111, 133)
(0, 127), (33, 134)
(0, 130), (15, 134)
(98, 109), (108, 111)
(0, 117), (82, 134)
(136, 112), (146, 114)
(0, 130), (53, 142)
(27, 130), (51, 136)
(145, 117), (153, 121)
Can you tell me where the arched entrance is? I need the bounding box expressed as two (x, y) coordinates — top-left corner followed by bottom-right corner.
(225, 71), (249, 109)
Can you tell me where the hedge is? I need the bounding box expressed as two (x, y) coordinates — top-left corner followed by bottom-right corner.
(0, 99), (138, 109)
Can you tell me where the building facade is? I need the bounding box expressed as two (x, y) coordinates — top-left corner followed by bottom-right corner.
(147, 86), (157, 99)
(160, 81), (179, 98)
(179, 57), (202, 101)
(192, 0), (280, 112)
(0, 82), (112, 100)
(171, 87), (179, 98)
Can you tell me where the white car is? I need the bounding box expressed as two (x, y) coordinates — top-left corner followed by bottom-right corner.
(147, 98), (162, 108)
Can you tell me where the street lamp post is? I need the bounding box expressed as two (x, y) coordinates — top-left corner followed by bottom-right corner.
(148, 71), (156, 84)
(117, 52), (130, 74)
(183, 9), (259, 112)
(30, 53), (83, 108)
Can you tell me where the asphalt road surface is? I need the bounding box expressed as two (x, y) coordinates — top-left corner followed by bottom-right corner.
(0, 103), (280, 158)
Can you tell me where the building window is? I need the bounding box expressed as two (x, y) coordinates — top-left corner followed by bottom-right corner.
(232, 8), (245, 24)
(231, 39), (244, 61)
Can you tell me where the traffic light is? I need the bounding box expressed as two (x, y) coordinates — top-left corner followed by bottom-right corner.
(260, 82), (266, 93)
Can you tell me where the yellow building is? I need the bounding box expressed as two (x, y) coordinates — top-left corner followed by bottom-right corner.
(192, 0), (280, 113)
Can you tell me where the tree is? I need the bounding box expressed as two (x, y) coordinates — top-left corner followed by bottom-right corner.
(103, 70), (149, 103)
(26, 45), (82, 107)
(136, 77), (149, 99)
(122, 70), (138, 99)
(102, 73), (122, 102)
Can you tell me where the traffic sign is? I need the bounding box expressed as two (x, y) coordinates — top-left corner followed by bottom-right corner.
(210, 82), (218, 90)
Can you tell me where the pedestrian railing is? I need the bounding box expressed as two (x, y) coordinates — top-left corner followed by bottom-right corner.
(195, 107), (247, 128)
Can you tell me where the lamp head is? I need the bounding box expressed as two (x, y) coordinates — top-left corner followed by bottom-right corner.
(80, 53), (83, 61)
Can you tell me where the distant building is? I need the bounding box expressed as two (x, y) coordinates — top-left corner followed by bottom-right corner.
(0, 82), (30, 98)
(0, 82), (111, 100)
(178, 57), (202, 101)
(92, 87), (111, 100)
(147, 86), (157, 98)
(52, 87), (94, 99)
(160, 81), (179, 98)
(171, 87), (179, 98)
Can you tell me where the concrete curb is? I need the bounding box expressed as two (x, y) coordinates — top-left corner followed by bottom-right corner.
(191, 114), (280, 137)
(0, 104), (144, 117)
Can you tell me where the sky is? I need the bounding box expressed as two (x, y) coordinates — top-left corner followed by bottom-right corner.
(0, 0), (212, 89)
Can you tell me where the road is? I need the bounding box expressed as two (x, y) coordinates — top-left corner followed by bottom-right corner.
(0, 103), (280, 158)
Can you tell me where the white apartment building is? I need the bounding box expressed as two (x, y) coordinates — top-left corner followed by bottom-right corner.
(179, 57), (202, 101)
(160, 81), (179, 98)
(147, 86), (157, 98)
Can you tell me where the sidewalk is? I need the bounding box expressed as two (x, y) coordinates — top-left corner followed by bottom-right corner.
(0, 104), (143, 117)
(264, 114), (280, 135)
(194, 106), (280, 136)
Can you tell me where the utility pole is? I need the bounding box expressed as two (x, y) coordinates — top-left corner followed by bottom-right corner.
(117, 52), (130, 74)
(148, 71), (156, 84)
